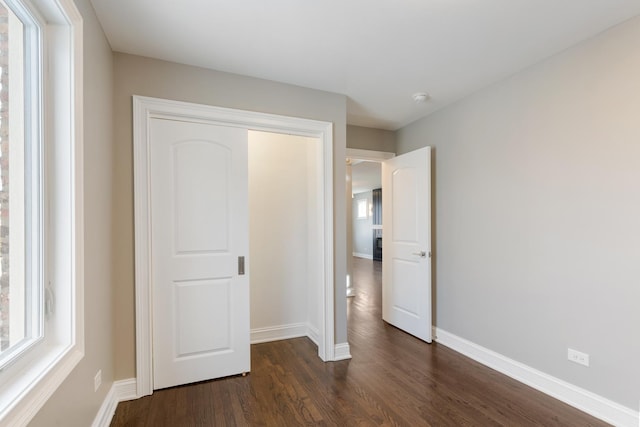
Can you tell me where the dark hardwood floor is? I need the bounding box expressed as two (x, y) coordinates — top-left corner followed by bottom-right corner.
(111, 257), (608, 426)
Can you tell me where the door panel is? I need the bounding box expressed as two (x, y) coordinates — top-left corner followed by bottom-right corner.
(382, 147), (432, 342)
(391, 168), (419, 243)
(173, 141), (230, 253)
(391, 259), (420, 316)
(150, 118), (249, 389)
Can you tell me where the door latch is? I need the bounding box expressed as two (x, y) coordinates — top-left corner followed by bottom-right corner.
(238, 256), (245, 275)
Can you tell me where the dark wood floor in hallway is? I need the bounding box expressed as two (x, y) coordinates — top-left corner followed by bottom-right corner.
(111, 257), (608, 426)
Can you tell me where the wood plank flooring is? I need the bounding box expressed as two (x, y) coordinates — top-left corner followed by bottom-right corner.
(111, 257), (609, 426)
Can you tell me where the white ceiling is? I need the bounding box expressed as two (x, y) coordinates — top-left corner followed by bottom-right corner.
(90, 0), (640, 130)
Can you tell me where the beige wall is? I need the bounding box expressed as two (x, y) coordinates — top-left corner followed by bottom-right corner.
(113, 53), (348, 379)
(347, 125), (396, 152)
(28, 0), (115, 425)
(397, 16), (640, 409)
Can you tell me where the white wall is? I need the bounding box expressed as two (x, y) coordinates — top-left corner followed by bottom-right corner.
(397, 15), (640, 410)
(248, 131), (321, 340)
(306, 138), (321, 339)
(352, 191), (373, 258)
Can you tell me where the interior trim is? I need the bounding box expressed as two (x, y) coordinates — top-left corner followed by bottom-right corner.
(91, 378), (137, 427)
(346, 148), (395, 162)
(132, 95), (336, 397)
(250, 323), (308, 344)
(434, 328), (639, 427)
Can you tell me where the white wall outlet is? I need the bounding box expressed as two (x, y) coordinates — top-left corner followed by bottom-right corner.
(567, 348), (589, 367)
(94, 369), (102, 392)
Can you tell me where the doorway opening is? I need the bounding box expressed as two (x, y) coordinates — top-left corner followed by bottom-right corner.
(133, 96), (336, 397)
(345, 147), (432, 344)
(248, 131), (323, 345)
(345, 149), (394, 298)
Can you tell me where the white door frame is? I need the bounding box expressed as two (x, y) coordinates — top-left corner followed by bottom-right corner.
(133, 96), (335, 397)
(346, 148), (395, 163)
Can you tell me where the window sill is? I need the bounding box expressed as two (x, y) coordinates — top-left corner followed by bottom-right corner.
(0, 343), (84, 425)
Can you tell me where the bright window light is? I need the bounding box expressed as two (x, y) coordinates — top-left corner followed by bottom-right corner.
(357, 199), (367, 219)
(0, 0), (42, 370)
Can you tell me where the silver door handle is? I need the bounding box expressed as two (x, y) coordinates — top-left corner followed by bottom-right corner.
(238, 256), (245, 275)
(412, 251), (427, 258)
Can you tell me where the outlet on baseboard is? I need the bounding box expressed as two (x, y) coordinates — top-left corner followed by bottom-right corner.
(94, 369), (102, 392)
(567, 348), (589, 367)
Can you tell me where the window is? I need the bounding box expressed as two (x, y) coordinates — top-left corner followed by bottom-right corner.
(357, 199), (367, 219)
(0, 0), (41, 371)
(0, 0), (82, 424)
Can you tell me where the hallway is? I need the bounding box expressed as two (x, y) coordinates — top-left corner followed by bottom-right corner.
(110, 257), (607, 426)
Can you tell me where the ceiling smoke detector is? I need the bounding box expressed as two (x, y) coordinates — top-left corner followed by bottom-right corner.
(412, 92), (431, 104)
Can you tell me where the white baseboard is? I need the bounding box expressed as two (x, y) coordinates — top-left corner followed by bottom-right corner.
(352, 252), (373, 260)
(114, 378), (138, 402)
(251, 323), (308, 344)
(307, 325), (320, 346)
(434, 328), (639, 427)
(92, 378), (137, 427)
(333, 343), (352, 361)
(90, 333), (349, 427)
(93, 333), (638, 427)
(91, 386), (117, 427)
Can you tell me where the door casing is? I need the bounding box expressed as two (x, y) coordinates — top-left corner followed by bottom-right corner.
(133, 95), (336, 397)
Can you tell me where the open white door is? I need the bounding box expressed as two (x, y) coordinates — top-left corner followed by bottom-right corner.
(149, 117), (250, 389)
(382, 147), (432, 342)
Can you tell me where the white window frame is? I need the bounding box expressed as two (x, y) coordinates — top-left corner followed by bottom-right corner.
(0, 0), (83, 425)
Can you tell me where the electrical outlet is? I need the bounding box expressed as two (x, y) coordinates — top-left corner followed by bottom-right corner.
(567, 348), (589, 367)
(94, 369), (102, 392)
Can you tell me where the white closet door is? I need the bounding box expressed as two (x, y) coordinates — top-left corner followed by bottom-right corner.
(150, 117), (250, 389)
